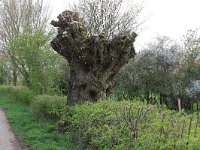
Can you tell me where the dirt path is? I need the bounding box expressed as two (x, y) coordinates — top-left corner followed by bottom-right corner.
(0, 108), (21, 150)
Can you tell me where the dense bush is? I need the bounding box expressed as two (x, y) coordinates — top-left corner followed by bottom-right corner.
(0, 86), (35, 104)
(1, 86), (200, 149)
(30, 95), (67, 120)
(67, 100), (200, 150)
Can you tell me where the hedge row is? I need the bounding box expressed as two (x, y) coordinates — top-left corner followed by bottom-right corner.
(0, 86), (35, 104)
(68, 100), (200, 150)
(0, 86), (67, 120)
(30, 95), (66, 120)
(1, 86), (200, 149)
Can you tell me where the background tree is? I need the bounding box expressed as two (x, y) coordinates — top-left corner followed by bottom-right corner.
(8, 26), (64, 94)
(180, 29), (200, 109)
(114, 32), (200, 110)
(0, 52), (11, 84)
(114, 36), (181, 107)
(146, 36), (180, 106)
(51, 0), (143, 105)
(73, 0), (143, 39)
(0, 0), (49, 86)
(182, 29), (200, 82)
(57, 61), (71, 95)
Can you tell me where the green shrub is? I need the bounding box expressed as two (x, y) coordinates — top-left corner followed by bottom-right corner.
(1, 85), (200, 149)
(66, 100), (200, 150)
(0, 86), (35, 104)
(67, 100), (143, 149)
(15, 87), (35, 104)
(30, 95), (67, 120)
(0, 86), (16, 97)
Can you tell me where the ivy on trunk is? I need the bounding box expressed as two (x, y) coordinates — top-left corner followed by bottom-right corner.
(50, 10), (137, 105)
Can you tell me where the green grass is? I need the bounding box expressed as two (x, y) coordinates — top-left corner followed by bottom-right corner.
(0, 96), (78, 150)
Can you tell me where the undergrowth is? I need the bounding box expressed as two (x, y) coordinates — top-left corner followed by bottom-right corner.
(0, 86), (200, 150)
(0, 96), (78, 150)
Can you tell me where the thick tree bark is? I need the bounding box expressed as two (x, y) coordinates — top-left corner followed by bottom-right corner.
(50, 10), (137, 105)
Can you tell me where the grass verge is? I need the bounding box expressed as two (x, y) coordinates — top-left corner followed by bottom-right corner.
(0, 96), (78, 150)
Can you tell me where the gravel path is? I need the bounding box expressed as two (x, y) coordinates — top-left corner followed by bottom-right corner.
(0, 108), (21, 150)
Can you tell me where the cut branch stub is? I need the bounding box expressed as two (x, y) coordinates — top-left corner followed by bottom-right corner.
(51, 10), (137, 105)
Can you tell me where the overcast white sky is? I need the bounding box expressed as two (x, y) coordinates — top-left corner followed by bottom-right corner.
(47, 0), (200, 51)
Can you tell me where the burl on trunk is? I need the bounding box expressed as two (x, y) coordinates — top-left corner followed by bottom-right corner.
(50, 10), (137, 106)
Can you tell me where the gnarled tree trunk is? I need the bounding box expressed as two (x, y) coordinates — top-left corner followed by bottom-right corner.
(50, 10), (137, 105)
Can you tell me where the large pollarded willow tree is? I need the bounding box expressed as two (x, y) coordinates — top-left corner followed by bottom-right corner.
(51, 0), (142, 105)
